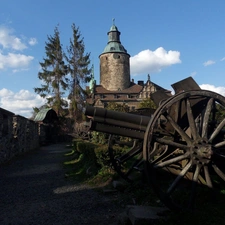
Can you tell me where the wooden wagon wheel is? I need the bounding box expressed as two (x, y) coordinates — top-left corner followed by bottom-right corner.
(143, 90), (225, 210)
(108, 135), (143, 182)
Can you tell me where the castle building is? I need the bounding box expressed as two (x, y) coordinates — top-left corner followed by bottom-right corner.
(87, 20), (171, 111)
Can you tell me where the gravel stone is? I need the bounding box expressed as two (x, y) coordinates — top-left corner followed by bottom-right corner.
(0, 144), (124, 225)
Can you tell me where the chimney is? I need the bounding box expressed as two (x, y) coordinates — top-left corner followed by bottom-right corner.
(138, 80), (144, 86)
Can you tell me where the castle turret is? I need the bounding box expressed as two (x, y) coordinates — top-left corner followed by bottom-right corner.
(99, 19), (130, 91)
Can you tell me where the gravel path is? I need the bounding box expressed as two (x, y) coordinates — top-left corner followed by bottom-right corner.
(0, 144), (124, 225)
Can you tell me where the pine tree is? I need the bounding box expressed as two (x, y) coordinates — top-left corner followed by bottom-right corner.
(34, 25), (68, 116)
(66, 23), (91, 122)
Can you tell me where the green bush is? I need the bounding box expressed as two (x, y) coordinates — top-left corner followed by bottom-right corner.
(90, 131), (108, 144)
(94, 145), (111, 168)
(64, 140), (119, 183)
(64, 141), (99, 178)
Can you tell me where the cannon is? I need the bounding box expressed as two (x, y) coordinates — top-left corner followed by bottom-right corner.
(85, 105), (151, 181)
(85, 77), (225, 211)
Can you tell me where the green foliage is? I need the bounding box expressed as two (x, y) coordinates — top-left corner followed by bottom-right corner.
(106, 102), (129, 112)
(91, 131), (108, 145)
(138, 98), (156, 109)
(34, 23), (91, 126)
(66, 23), (91, 122)
(94, 144), (111, 168)
(64, 140), (99, 180)
(63, 140), (225, 225)
(34, 25), (69, 117)
(216, 103), (225, 122)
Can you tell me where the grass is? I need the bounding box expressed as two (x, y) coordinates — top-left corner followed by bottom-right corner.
(63, 140), (225, 225)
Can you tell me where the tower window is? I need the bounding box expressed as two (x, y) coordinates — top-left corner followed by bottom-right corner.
(113, 53), (120, 59)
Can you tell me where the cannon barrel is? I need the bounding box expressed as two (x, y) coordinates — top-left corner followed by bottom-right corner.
(85, 106), (151, 139)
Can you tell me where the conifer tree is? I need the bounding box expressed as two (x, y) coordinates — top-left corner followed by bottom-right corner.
(66, 23), (91, 122)
(34, 26), (68, 116)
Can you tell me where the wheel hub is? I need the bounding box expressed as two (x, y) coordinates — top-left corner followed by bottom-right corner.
(193, 144), (213, 164)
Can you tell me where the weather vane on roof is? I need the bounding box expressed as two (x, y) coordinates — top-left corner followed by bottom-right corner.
(112, 18), (115, 25)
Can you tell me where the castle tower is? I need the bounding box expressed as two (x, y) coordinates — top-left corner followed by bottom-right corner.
(99, 20), (130, 91)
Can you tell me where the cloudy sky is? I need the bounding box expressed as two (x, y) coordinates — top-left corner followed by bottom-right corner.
(1, 0), (225, 118)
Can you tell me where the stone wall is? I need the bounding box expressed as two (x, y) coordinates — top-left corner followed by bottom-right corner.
(0, 108), (41, 164)
(100, 52), (130, 91)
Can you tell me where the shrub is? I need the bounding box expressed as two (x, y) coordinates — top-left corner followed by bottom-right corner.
(94, 144), (111, 168)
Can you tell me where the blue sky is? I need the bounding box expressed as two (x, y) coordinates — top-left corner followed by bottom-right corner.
(1, 0), (225, 117)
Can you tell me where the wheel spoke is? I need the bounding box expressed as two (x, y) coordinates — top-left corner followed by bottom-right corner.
(212, 164), (225, 181)
(189, 164), (202, 208)
(186, 99), (201, 141)
(156, 138), (190, 150)
(193, 164), (202, 182)
(154, 152), (190, 169)
(204, 165), (213, 188)
(164, 112), (193, 145)
(143, 90), (225, 210)
(214, 141), (225, 148)
(209, 118), (225, 142)
(202, 98), (214, 139)
(166, 160), (192, 195)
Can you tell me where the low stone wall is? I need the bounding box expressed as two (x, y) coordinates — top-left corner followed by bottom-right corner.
(0, 108), (40, 164)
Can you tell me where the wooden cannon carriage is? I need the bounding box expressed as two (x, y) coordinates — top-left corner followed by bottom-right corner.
(85, 77), (225, 211)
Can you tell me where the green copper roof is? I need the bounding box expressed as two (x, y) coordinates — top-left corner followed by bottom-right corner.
(103, 42), (127, 53)
(34, 108), (56, 122)
(101, 19), (129, 55)
(110, 18), (118, 31)
(110, 25), (118, 32)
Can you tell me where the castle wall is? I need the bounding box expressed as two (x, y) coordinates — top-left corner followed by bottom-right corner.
(100, 52), (130, 91)
(0, 108), (46, 164)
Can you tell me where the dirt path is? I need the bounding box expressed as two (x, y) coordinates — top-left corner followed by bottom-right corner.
(0, 144), (123, 225)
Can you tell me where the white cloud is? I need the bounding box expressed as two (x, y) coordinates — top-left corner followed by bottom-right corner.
(130, 47), (181, 75)
(0, 52), (34, 70)
(221, 57), (225, 61)
(0, 26), (36, 71)
(0, 88), (14, 97)
(200, 84), (225, 96)
(29, 38), (37, 46)
(203, 60), (215, 66)
(0, 88), (46, 118)
(0, 26), (27, 50)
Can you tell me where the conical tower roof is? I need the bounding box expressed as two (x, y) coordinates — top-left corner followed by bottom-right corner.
(100, 19), (129, 55)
